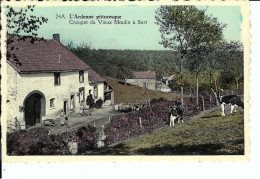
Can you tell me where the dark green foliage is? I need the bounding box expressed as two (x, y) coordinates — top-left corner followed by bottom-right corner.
(69, 47), (179, 79)
(76, 125), (98, 153)
(69, 47), (243, 94)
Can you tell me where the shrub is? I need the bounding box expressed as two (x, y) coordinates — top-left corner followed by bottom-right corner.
(104, 100), (173, 145)
(104, 96), (217, 145)
(95, 98), (103, 108)
(76, 125), (98, 153)
(7, 128), (69, 155)
(150, 97), (166, 104)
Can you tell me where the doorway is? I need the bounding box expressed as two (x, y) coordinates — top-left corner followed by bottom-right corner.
(63, 101), (68, 115)
(70, 95), (75, 112)
(24, 91), (46, 126)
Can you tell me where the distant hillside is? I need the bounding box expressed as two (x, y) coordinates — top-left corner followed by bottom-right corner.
(69, 48), (243, 94)
(105, 78), (181, 104)
(71, 49), (179, 79)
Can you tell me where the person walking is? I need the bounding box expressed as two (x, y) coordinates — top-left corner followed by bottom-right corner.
(60, 110), (65, 126)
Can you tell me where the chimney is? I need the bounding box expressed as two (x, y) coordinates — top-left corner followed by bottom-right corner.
(53, 34), (60, 43)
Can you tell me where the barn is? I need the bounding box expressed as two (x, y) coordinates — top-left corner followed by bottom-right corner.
(125, 71), (156, 90)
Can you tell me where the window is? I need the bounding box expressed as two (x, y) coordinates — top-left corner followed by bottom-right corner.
(50, 98), (55, 108)
(54, 72), (61, 85)
(79, 71), (84, 83)
(94, 85), (98, 99)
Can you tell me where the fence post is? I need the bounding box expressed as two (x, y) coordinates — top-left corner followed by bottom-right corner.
(209, 95), (212, 108)
(139, 117), (142, 128)
(93, 119), (96, 128)
(109, 116), (111, 123)
(202, 96), (205, 111)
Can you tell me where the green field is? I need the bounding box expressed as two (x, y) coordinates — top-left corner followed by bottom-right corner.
(100, 109), (244, 155)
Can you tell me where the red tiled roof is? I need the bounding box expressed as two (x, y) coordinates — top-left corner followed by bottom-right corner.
(88, 69), (105, 82)
(7, 37), (90, 73)
(132, 71), (156, 79)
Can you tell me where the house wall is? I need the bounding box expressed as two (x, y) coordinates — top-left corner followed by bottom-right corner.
(89, 82), (104, 101)
(6, 64), (90, 128)
(125, 78), (156, 90)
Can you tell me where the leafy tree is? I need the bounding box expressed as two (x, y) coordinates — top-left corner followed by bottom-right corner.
(5, 5), (48, 64)
(204, 50), (222, 105)
(155, 5), (226, 105)
(6, 5), (48, 43)
(220, 41), (243, 92)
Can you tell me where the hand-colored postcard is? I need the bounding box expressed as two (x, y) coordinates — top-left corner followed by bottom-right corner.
(0, 0), (250, 162)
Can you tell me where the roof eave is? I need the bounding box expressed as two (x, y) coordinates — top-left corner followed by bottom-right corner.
(17, 67), (91, 74)
(89, 80), (105, 84)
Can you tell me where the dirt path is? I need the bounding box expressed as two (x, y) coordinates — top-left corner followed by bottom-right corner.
(41, 106), (122, 135)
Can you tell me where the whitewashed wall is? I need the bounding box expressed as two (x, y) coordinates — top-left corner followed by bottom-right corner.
(89, 82), (104, 101)
(125, 78), (156, 90)
(6, 64), (90, 127)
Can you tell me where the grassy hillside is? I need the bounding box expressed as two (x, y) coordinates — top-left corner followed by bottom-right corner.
(105, 78), (181, 104)
(101, 109), (244, 155)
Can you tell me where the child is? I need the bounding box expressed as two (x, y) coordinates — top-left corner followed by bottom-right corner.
(65, 115), (69, 125)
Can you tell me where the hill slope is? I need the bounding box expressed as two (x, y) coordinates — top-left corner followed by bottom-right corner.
(100, 109), (244, 155)
(105, 78), (181, 104)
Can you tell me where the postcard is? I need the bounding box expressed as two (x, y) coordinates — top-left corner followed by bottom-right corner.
(0, 0), (250, 162)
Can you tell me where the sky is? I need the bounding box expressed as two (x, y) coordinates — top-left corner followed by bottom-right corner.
(13, 5), (242, 50)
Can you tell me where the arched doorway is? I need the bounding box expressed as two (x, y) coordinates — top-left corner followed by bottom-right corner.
(24, 91), (46, 127)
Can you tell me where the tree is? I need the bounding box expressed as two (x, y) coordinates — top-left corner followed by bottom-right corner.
(221, 41), (243, 92)
(205, 50), (222, 105)
(6, 5), (48, 43)
(5, 5), (48, 62)
(155, 5), (226, 105)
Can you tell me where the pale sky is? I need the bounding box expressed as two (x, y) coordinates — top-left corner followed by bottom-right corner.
(11, 5), (242, 50)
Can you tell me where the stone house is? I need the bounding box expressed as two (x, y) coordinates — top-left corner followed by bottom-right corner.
(162, 74), (174, 86)
(88, 69), (114, 106)
(5, 34), (106, 129)
(125, 71), (156, 90)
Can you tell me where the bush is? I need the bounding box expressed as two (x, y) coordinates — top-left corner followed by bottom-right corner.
(104, 96), (217, 145)
(104, 100), (173, 145)
(95, 98), (103, 108)
(150, 97), (166, 104)
(7, 128), (69, 155)
(7, 125), (100, 155)
(76, 125), (98, 153)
